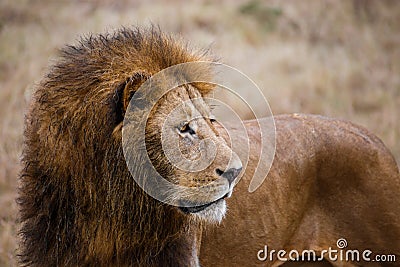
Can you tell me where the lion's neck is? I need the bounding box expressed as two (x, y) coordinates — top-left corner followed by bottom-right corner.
(151, 227), (201, 267)
(119, 205), (202, 266)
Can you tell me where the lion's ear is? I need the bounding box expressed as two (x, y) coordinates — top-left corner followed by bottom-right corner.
(113, 72), (149, 123)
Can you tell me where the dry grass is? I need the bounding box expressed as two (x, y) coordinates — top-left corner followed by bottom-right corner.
(0, 0), (399, 265)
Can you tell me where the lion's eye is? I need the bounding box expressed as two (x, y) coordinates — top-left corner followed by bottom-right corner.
(179, 124), (196, 135)
(210, 118), (217, 123)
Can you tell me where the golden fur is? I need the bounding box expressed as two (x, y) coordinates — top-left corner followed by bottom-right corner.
(200, 114), (400, 266)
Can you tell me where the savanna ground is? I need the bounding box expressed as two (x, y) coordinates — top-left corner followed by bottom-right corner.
(0, 0), (399, 265)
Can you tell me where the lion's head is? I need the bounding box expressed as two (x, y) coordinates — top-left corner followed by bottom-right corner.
(120, 72), (242, 223)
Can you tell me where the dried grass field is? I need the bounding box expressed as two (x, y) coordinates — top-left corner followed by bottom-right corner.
(0, 0), (399, 265)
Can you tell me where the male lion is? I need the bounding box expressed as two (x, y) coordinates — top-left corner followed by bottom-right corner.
(19, 26), (400, 267)
(19, 27), (241, 266)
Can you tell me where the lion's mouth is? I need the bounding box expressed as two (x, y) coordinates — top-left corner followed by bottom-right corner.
(179, 193), (229, 214)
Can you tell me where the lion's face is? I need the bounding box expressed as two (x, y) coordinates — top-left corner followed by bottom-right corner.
(145, 84), (242, 223)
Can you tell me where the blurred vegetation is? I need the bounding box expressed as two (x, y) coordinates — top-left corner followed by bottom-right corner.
(239, 0), (283, 32)
(0, 0), (399, 265)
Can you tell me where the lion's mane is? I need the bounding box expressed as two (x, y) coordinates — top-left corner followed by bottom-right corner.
(19, 27), (211, 266)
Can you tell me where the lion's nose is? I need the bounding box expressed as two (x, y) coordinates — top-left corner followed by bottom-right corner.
(216, 167), (242, 186)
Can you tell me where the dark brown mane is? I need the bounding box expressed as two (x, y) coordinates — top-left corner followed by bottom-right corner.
(18, 26), (210, 266)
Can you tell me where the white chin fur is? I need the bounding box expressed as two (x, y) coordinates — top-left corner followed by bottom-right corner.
(192, 199), (226, 223)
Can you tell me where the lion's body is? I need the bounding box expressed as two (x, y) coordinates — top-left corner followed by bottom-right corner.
(200, 114), (400, 266)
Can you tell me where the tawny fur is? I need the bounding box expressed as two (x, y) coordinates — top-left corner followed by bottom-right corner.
(200, 114), (400, 266)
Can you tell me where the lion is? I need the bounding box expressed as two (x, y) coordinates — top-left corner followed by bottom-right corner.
(19, 26), (400, 267)
(200, 114), (400, 266)
(18, 27), (242, 266)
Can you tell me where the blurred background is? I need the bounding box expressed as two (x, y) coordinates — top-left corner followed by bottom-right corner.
(0, 0), (399, 265)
